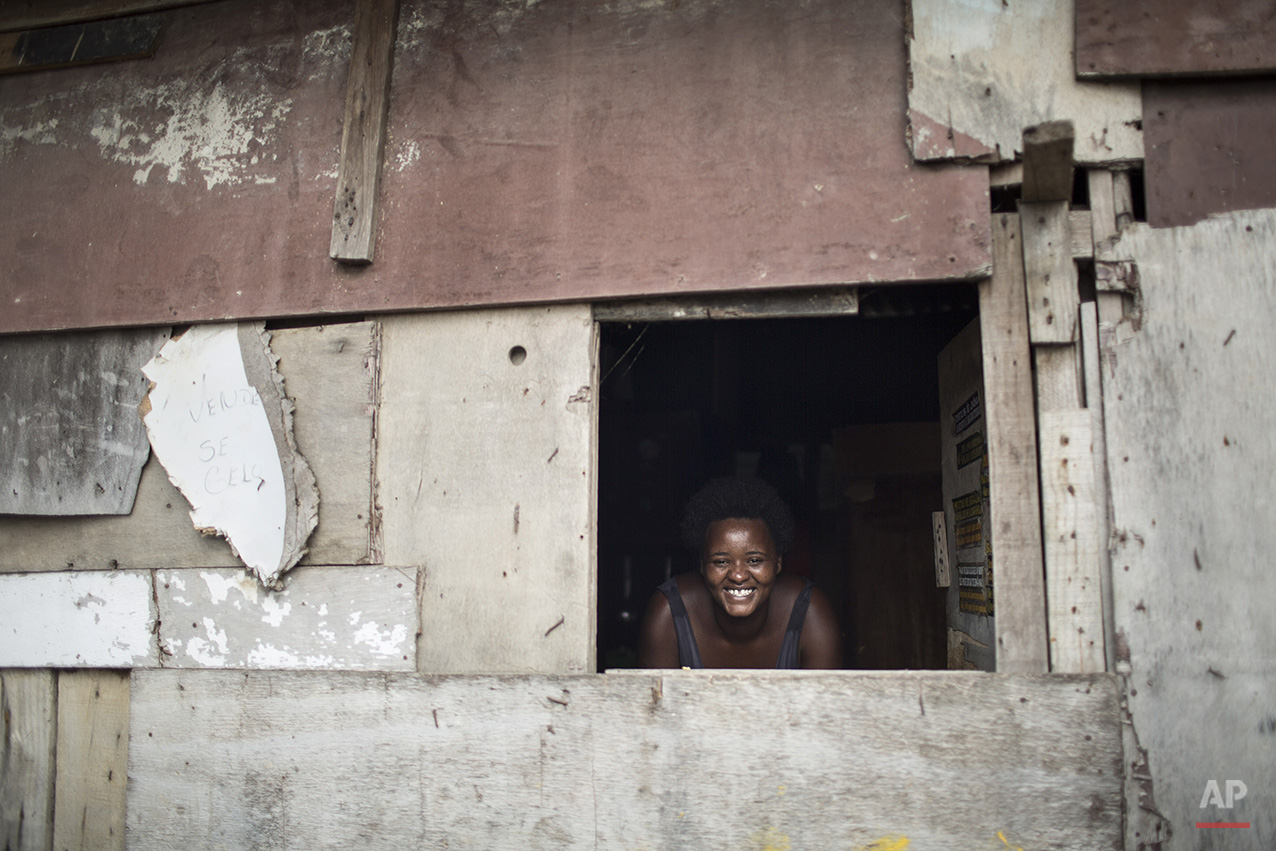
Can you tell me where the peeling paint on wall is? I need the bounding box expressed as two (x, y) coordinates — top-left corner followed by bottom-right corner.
(0, 571), (156, 667)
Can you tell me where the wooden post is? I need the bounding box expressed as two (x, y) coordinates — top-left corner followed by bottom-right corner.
(330, 0), (400, 264)
(980, 215), (1049, 673)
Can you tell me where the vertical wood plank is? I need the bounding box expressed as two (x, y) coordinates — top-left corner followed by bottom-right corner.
(1032, 345), (1083, 412)
(1112, 170), (1135, 232)
(1039, 410), (1105, 673)
(979, 215), (1048, 673)
(0, 669), (56, 851)
(1020, 202), (1080, 344)
(1087, 168), (1117, 253)
(1080, 303), (1115, 672)
(329, 0), (399, 263)
(53, 670), (129, 851)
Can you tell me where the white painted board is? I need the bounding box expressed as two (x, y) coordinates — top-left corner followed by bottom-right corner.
(1103, 208), (1276, 846)
(156, 566), (417, 670)
(378, 305), (597, 674)
(908, 0), (1142, 164)
(141, 323), (319, 587)
(0, 572), (156, 667)
(127, 669), (1123, 850)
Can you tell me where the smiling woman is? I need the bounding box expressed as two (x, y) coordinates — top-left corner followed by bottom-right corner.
(637, 477), (843, 669)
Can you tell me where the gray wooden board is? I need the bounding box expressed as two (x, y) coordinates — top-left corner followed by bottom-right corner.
(0, 327), (168, 515)
(378, 306), (597, 674)
(979, 215), (1048, 675)
(0, 669), (56, 851)
(126, 669), (1124, 850)
(1021, 202), (1080, 345)
(53, 669), (129, 851)
(155, 566), (417, 670)
(907, 0), (1142, 164)
(1102, 209), (1276, 847)
(0, 321), (375, 571)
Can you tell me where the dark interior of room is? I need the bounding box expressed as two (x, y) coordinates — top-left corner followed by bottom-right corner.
(597, 283), (981, 671)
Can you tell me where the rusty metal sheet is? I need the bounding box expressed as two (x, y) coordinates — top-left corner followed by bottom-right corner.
(1077, 0), (1276, 78)
(0, 0), (989, 335)
(1144, 79), (1276, 228)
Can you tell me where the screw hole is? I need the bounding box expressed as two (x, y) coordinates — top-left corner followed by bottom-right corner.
(509, 345), (527, 365)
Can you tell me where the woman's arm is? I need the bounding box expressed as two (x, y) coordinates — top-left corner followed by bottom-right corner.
(799, 586), (844, 669)
(637, 590), (682, 668)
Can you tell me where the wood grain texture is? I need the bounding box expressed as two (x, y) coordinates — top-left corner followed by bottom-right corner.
(329, 0), (397, 263)
(1087, 169), (1117, 255)
(0, 0), (990, 335)
(0, 321), (376, 571)
(1079, 303), (1115, 671)
(1039, 410), (1104, 674)
(0, 327), (168, 515)
(53, 670), (129, 851)
(0, 669), (55, 851)
(0, 572), (156, 667)
(1144, 79), (1276, 228)
(1021, 202), (1080, 345)
(1022, 120), (1075, 203)
(378, 306), (596, 674)
(1034, 345), (1083, 413)
(1103, 209), (1276, 844)
(1077, 0), (1276, 78)
(155, 566), (417, 670)
(979, 215), (1047, 674)
(126, 668), (1124, 850)
(592, 287), (858, 323)
(908, 0), (1141, 164)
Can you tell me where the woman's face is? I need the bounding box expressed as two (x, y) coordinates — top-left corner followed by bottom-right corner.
(700, 517), (782, 619)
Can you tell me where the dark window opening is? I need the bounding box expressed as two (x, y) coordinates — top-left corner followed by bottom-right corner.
(597, 283), (979, 671)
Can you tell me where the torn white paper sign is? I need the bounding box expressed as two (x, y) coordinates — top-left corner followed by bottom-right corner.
(140, 323), (318, 587)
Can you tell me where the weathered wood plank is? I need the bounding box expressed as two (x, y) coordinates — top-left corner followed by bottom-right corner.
(329, 0), (397, 263)
(1079, 303), (1115, 671)
(0, 572), (156, 667)
(155, 566), (416, 670)
(979, 215), (1047, 674)
(0, 669), (55, 851)
(0, 0), (219, 33)
(126, 669), (1124, 850)
(1087, 169), (1117, 255)
(0, 13), (163, 74)
(0, 327), (168, 516)
(1144, 79), (1276, 228)
(1077, 0), (1276, 78)
(1022, 121), (1074, 204)
(907, 0), (1141, 164)
(1034, 344), (1083, 413)
(0, 321), (376, 571)
(1039, 409), (1104, 674)
(1021, 202), (1080, 344)
(53, 670), (129, 851)
(1103, 209), (1276, 842)
(593, 287), (858, 323)
(378, 306), (596, 674)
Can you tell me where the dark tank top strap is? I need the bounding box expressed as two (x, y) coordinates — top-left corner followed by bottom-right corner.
(774, 579), (815, 669)
(657, 577), (704, 668)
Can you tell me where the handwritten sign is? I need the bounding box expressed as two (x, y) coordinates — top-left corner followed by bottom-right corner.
(141, 324), (316, 586)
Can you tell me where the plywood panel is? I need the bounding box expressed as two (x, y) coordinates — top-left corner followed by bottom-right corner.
(0, 572), (156, 667)
(0, 321), (376, 571)
(155, 566), (416, 670)
(1144, 79), (1276, 228)
(378, 306), (596, 674)
(908, 0), (1141, 164)
(0, 327), (168, 515)
(1103, 209), (1276, 844)
(53, 670), (129, 851)
(0, 0), (990, 335)
(126, 669), (1123, 850)
(1077, 0), (1276, 78)
(0, 669), (55, 851)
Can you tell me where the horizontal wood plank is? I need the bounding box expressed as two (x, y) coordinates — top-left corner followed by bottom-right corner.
(0, 0), (219, 33)
(0, 572), (156, 667)
(593, 287), (859, 322)
(126, 669), (1123, 850)
(155, 566), (417, 670)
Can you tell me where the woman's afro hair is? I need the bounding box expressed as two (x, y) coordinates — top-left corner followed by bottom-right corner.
(680, 476), (796, 555)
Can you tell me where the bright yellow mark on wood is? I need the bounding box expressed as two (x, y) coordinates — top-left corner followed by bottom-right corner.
(858, 836), (909, 851)
(997, 831), (1025, 851)
(776, 784), (787, 797)
(749, 826), (792, 851)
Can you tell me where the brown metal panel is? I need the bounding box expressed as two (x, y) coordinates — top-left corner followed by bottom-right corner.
(1144, 79), (1276, 228)
(1077, 0), (1276, 78)
(0, 0), (989, 334)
